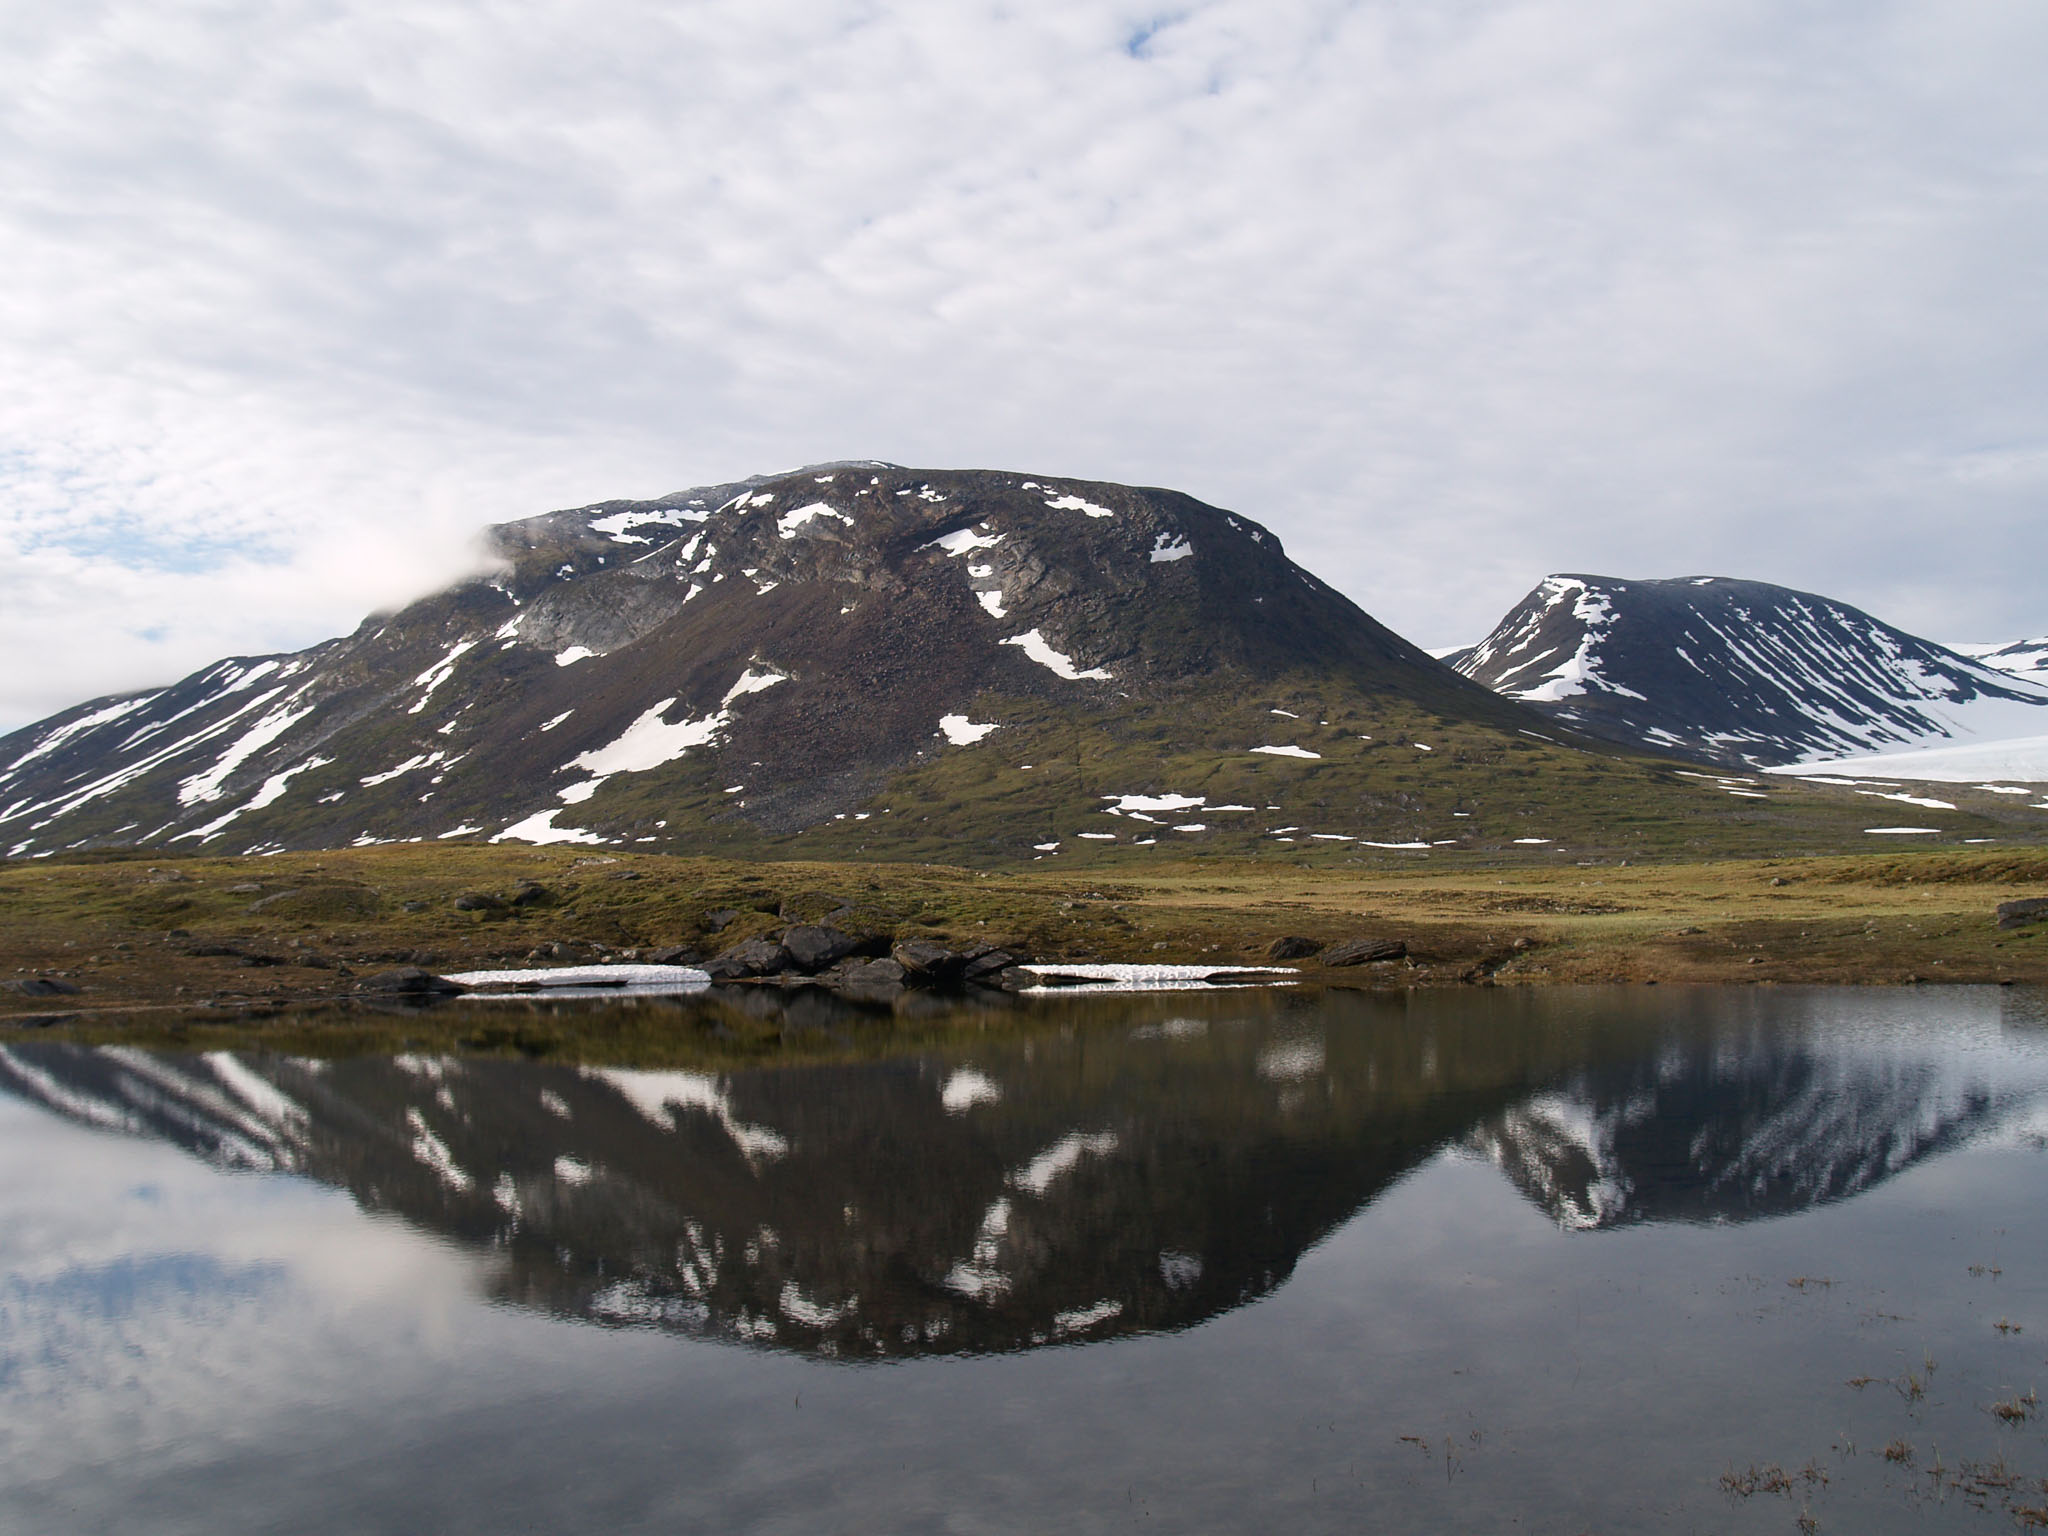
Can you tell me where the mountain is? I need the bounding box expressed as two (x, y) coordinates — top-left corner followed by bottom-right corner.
(0, 467), (1772, 863)
(1952, 636), (2048, 686)
(1448, 574), (2048, 770)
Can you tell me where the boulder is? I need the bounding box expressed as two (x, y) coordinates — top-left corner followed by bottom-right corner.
(248, 885), (382, 920)
(703, 908), (741, 932)
(783, 925), (860, 973)
(1996, 898), (2048, 931)
(644, 944), (699, 965)
(508, 881), (552, 907)
(704, 937), (794, 980)
(356, 967), (466, 996)
(827, 956), (907, 1003)
(892, 940), (967, 981)
(3, 977), (81, 997)
(455, 892), (508, 912)
(961, 948), (1019, 983)
(836, 957), (906, 987)
(1267, 936), (1320, 961)
(1321, 938), (1408, 967)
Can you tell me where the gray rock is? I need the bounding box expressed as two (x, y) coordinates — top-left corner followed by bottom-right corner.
(836, 957), (906, 988)
(3, 977), (82, 997)
(892, 940), (966, 980)
(961, 948), (1019, 982)
(455, 892), (508, 912)
(703, 908), (741, 932)
(784, 925), (860, 973)
(1267, 936), (1320, 961)
(644, 944), (698, 965)
(1996, 898), (2048, 931)
(705, 937), (794, 980)
(509, 881), (551, 907)
(356, 967), (466, 996)
(1321, 938), (1408, 966)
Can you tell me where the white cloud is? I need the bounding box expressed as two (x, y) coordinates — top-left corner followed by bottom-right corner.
(3, 0), (2047, 727)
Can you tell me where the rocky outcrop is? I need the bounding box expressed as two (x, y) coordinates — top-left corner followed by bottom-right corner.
(1321, 938), (1407, 966)
(1997, 898), (2048, 930)
(356, 967), (466, 996)
(703, 931), (1027, 998)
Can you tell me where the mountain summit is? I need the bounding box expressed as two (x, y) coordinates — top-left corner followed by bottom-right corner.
(1449, 575), (2048, 769)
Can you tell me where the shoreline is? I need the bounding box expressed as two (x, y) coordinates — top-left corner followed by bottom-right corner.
(5, 843), (2046, 1039)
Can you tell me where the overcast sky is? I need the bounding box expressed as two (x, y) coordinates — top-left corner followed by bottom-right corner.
(3, 0), (2045, 730)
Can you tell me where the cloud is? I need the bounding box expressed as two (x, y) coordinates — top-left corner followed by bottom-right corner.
(3, 0), (2047, 727)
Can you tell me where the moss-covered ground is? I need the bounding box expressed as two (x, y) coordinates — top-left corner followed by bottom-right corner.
(3, 843), (2044, 1049)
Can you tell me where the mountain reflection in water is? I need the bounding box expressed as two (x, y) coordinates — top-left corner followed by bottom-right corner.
(3, 986), (2043, 1361)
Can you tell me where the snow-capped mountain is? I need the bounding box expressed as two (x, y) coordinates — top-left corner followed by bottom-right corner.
(1952, 636), (2048, 685)
(1449, 575), (2048, 769)
(0, 465), (1652, 862)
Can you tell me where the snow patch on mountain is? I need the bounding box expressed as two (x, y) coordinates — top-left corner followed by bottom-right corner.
(1952, 637), (2048, 684)
(939, 715), (999, 746)
(1770, 734), (2048, 785)
(926, 527), (1003, 556)
(1002, 629), (1111, 682)
(776, 502), (852, 539)
(1043, 493), (1116, 519)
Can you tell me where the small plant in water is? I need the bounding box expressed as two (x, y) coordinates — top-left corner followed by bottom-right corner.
(1997, 1318), (2025, 1335)
(1719, 1461), (1827, 1500)
(1882, 1440), (1913, 1464)
(1992, 1390), (2040, 1425)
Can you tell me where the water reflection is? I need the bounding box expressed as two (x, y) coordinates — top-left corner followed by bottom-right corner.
(2, 987), (2044, 1360)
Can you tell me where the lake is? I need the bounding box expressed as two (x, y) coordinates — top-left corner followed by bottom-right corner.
(4, 984), (2047, 1533)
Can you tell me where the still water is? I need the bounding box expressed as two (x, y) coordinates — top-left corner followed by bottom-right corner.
(4, 985), (2048, 1533)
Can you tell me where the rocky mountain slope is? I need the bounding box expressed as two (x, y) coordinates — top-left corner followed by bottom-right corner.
(0, 466), (1840, 864)
(1448, 575), (2048, 770)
